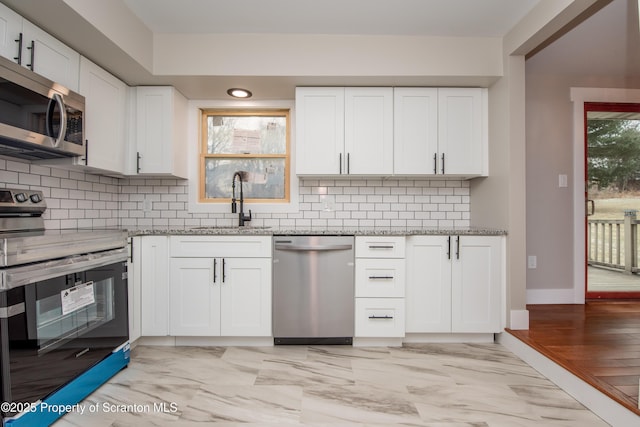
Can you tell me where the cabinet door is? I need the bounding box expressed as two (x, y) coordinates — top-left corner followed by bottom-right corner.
(295, 87), (344, 175)
(405, 236), (451, 333)
(220, 258), (271, 336)
(0, 3), (21, 63)
(21, 20), (79, 91)
(140, 236), (169, 336)
(345, 87), (393, 175)
(128, 237), (142, 342)
(134, 86), (188, 178)
(451, 236), (502, 333)
(79, 57), (127, 174)
(438, 88), (486, 176)
(169, 258), (221, 336)
(393, 88), (438, 175)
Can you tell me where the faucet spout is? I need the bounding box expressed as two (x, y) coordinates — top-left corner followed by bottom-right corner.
(231, 172), (252, 226)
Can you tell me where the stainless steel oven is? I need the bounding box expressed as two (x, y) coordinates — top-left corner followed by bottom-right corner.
(0, 248), (128, 408)
(0, 188), (129, 426)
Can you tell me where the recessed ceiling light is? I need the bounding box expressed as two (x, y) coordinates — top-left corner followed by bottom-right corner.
(227, 88), (252, 98)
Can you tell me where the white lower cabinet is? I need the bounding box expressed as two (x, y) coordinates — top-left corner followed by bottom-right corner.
(354, 236), (405, 339)
(406, 235), (503, 334)
(168, 236), (272, 337)
(139, 236), (170, 336)
(128, 237), (142, 342)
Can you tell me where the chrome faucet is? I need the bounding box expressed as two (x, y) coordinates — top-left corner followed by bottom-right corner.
(231, 171), (252, 226)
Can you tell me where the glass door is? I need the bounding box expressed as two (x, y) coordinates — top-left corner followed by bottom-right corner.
(585, 102), (640, 298)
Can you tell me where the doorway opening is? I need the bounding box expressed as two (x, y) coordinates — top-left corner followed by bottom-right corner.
(585, 102), (640, 299)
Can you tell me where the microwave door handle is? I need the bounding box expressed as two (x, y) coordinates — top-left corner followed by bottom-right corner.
(46, 93), (67, 148)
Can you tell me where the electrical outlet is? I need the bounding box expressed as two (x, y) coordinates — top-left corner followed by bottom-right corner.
(528, 255), (537, 269)
(143, 198), (152, 212)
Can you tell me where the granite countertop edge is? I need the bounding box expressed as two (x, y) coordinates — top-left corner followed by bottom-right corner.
(128, 227), (507, 237)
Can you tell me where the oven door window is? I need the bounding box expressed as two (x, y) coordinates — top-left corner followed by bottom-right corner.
(35, 275), (115, 353)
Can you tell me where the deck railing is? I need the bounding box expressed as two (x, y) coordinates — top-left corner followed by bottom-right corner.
(588, 210), (640, 274)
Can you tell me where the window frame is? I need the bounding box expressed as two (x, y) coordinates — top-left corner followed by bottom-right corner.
(199, 108), (291, 204)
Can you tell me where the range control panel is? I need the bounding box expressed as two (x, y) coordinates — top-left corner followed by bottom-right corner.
(0, 188), (46, 214)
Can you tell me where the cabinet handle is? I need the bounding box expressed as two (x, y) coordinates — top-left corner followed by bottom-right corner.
(84, 139), (89, 165)
(368, 276), (394, 280)
(447, 236), (451, 260)
(339, 153), (342, 174)
(14, 33), (22, 64)
(222, 258), (226, 283)
(136, 152), (141, 173)
(368, 245), (394, 249)
(441, 153), (445, 174)
(26, 40), (34, 71)
(433, 153), (437, 174)
(213, 258), (217, 283)
(128, 237), (133, 263)
(368, 315), (393, 320)
(456, 236), (460, 260)
(347, 152), (350, 174)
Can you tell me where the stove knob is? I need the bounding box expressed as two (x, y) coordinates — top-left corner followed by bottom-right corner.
(14, 192), (27, 203)
(29, 193), (42, 203)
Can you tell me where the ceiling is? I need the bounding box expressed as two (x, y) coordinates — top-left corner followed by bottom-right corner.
(121, 0), (540, 37)
(526, 0), (640, 78)
(3, 0), (632, 98)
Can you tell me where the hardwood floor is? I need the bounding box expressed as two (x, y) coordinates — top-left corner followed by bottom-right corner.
(506, 302), (640, 415)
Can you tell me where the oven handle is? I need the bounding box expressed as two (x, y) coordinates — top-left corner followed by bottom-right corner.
(0, 247), (127, 290)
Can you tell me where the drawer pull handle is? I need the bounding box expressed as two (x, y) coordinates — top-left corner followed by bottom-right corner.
(368, 276), (394, 280)
(368, 315), (393, 320)
(368, 245), (394, 249)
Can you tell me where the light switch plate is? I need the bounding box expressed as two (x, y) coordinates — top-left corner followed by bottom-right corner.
(528, 255), (537, 269)
(559, 174), (568, 188)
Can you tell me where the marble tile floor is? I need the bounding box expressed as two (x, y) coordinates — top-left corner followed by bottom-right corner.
(53, 343), (609, 426)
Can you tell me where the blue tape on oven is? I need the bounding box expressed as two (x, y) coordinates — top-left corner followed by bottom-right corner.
(4, 342), (130, 427)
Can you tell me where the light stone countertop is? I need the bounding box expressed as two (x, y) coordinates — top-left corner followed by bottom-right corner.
(128, 226), (507, 237)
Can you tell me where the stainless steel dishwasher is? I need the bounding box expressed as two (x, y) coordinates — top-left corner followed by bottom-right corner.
(272, 235), (354, 344)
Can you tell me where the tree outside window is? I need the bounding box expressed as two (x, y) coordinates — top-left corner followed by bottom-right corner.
(200, 109), (290, 203)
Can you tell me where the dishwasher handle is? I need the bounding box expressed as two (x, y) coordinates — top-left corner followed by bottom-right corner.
(274, 243), (353, 252)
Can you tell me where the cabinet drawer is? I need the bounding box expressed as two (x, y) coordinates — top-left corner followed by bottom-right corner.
(355, 236), (405, 258)
(170, 236), (271, 258)
(355, 298), (405, 337)
(355, 258), (405, 297)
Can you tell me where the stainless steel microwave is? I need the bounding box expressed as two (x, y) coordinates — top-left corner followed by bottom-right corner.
(0, 55), (85, 160)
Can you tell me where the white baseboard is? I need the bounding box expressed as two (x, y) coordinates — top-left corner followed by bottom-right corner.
(403, 333), (495, 343)
(509, 309), (529, 330)
(527, 288), (577, 304)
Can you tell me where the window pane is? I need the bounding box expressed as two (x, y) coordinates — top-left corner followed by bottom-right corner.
(207, 115), (287, 155)
(204, 158), (286, 199)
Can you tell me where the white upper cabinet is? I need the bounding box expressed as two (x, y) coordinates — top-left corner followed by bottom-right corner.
(0, 3), (21, 63)
(344, 87), (393, 175)
(21, 20), (80, 92)
(394, 87), (487, 177)
(295, 87), (344, 175)
(437, 88), (487, 176)
(0, 4), (80, 92)
(393, 88), (439, 175)
(296, 87), (393, 175)
(297, 86), (487, 177)
(132, 86), (188, 178)
(78, 56), (128, 174)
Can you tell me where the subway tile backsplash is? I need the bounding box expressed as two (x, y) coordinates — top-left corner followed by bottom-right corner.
(0, 158), (470, 229)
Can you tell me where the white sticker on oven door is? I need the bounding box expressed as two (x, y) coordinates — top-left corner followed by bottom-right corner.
(61, 281), (95, 315)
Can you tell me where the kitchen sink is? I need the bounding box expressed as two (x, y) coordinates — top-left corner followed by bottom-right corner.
(191, 226), (272, 230)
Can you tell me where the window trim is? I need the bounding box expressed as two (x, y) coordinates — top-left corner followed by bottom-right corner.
(199, 108), (291, 204)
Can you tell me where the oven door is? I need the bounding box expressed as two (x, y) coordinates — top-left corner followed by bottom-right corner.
(0, 249), (128, 408)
